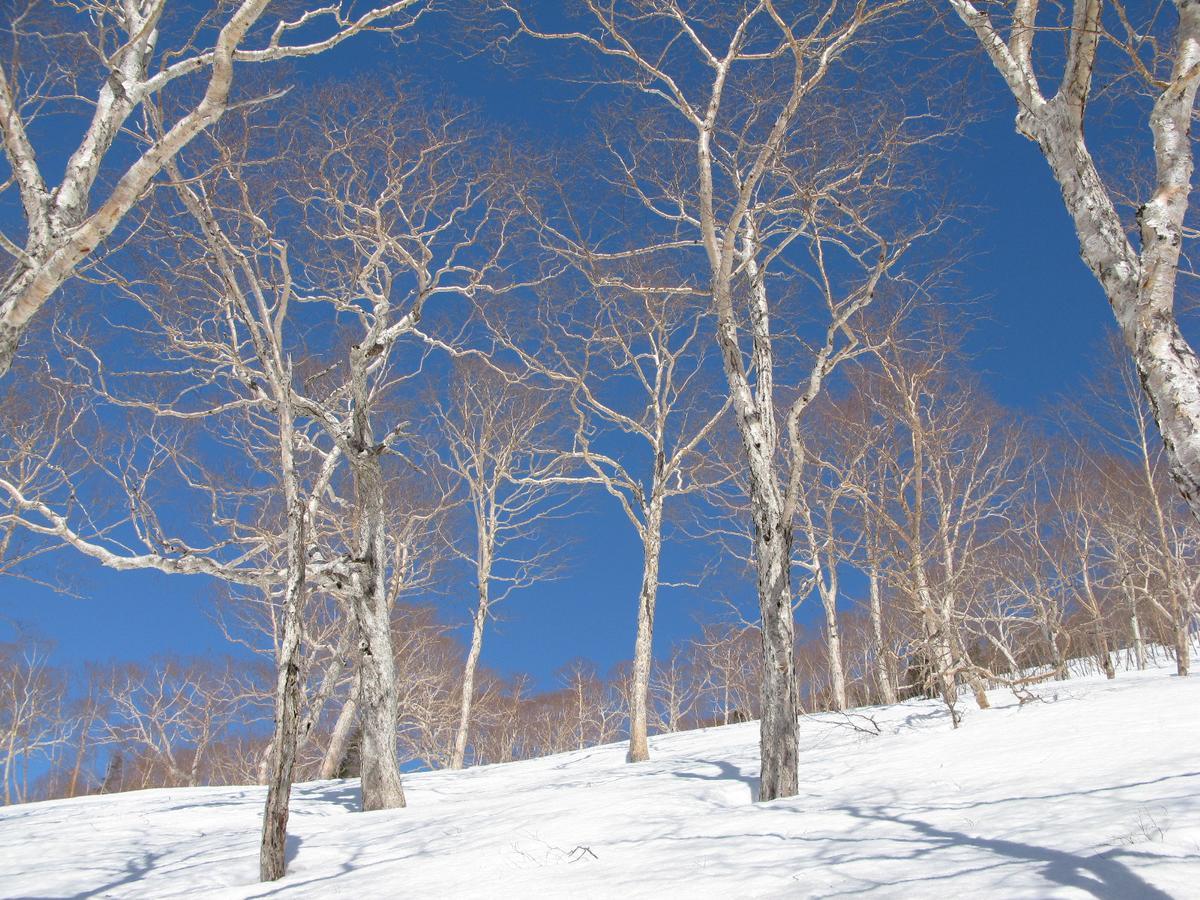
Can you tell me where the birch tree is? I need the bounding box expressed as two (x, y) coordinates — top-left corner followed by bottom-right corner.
(0, 640), (70, 806)
(432, 362), (568, 770)
(0, 113), (348, 878)
(0, 0), (426, 376)
(948, 0), (1200, 523)
(854, 339), (1027, 722)
(503, 0), (946, 800)
(493, 278), (727, 763)
(291, 87), (515, 791)
(1071, 341), (1199, 675)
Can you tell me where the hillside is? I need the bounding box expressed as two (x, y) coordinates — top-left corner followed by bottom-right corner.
(2, 663), (1198, 898)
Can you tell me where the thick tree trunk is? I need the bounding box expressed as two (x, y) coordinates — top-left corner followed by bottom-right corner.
(347, 387), (405, 811)
(350, 579), (405, 810)
(751, 490), (799, 802)
(627, 493), (664, 763)
(1030, 7), (1200, 523)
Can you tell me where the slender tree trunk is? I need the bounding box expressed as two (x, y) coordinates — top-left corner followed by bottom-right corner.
(451, 573), (490, 770)
(868, 569), (898, 706)
(1097, 624), (1116, 680)
(320, 673), (361, 780)
(1174, 599), (1192, 676)
(1131, 605), (1147, 671)
(627, 491), (664, 763)
(710, 222), (799, 802)
(819, 573), (847, 712)
(259, 442), (307, 882)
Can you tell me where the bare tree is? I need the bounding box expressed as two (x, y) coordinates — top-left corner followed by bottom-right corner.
(503, 0), (945, 800)
(0, 0), (427, 375)
(0, 639), (70, 805)
(290, 86), (515, 797)
(93, 657), (244, 790)
(431, 362), (568, 770)
(948, 0), (1200, 523)
(851, 336), (1028, 723)
(1066, 341), (1199, 675)
(492, 277), (726, 762)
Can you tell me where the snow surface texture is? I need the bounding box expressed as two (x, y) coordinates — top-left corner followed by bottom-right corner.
(3, 664), (1198, 898)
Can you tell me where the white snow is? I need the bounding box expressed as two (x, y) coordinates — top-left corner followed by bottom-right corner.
(3, 663), (1198, 898)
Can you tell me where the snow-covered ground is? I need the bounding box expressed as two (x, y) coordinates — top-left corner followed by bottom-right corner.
(3, 664), (1198, 899)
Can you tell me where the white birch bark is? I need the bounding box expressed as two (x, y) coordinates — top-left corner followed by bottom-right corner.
(949, 0), (1200, 527)
(0, 0), (424, 375)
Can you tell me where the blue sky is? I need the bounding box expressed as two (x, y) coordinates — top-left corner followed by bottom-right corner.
(1, 9), (1113, 690)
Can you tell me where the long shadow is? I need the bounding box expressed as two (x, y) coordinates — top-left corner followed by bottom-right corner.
(673, 759), (759, 802)
(300, 782), (361, 812)
(841, 804), (1174, 900)
(21, 850), (165, 899)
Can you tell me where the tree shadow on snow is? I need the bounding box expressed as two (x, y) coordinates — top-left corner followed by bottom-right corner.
(300, 782), (361, 812)
(20, 850), (164, 899)
(673, 759), (760, 802)
(838, 804), (1174, 900)
(286, 834), (302, 867)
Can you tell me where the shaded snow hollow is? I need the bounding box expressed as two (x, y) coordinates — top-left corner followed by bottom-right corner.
(3, 664), (1199, 898)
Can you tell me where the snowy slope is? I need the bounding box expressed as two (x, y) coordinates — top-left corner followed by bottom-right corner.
(3, 664), (1198, 899)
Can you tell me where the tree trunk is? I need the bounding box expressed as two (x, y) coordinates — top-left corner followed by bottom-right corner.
(1025, 5), (1200, 523)
(912, 562), (958, 714)
(627, 492), (664, 763)
(451, 579), (490, 770)
(259, 490), (306, 882)
(350, 579), (405, 810)
(819, 576), (847, 712)
(710, 222), (799, 802)
(868, 570), (898, 705)
(752, 493), (799, 802)
(320, 674), (360, 780)
(347, 386), (405, 811)
(1097, 624), (1116, 680)
(1131, 606), (1147, 671)
(1174, 599), (1192, 677)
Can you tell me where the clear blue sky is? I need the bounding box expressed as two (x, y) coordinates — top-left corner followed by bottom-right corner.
(1, 10), (1111, 689)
